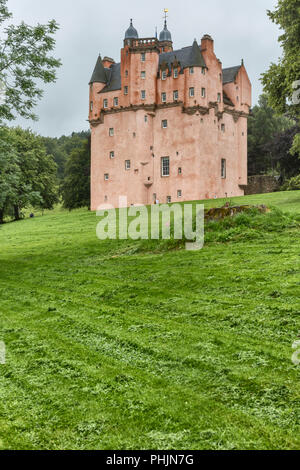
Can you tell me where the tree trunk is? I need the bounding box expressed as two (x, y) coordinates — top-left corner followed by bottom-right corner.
(0, 208), (4, 225)
(14, 205), (20, 221)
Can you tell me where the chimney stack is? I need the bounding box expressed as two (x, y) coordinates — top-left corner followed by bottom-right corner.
(201, 34), (214, 54)
(103, 56), (115, 68)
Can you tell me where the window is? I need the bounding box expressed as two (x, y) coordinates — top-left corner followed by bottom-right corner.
(141, 90), (146, 100)
(161, 92), (166, 103)
(217, 93), (221, 103)
(221, 159), (226, 178)
(174, 68), (178, 78)
(201, 88), (206, 98)
(189, 87), (195, 97)
(125, 70), (128, 77)
(221, 123), (225, 132)
(141, 71), (146, 79)
(237, 96), (239, 102)
(109, 128), (114, 136)
(219, 73), (222, 82)
(124, 86), (128, 95)
(144, 115), (148, 122)
(162, 119), (168, 129)
(162, 70), (167, 80)
(178, 167), (182, 175)
(125, 160), (131, 170)
(161, 157), (170, 176)
(141, 52), (146, 62)
(104, 173), (109, 181)
(202, 67), (206, 75)
(110, 151), (115, 159)
(173, 90), (178, 101)
(90, 101), (93, 112)
(189, 67), (194, 74)
(113, 97), (118, 107)
(167, 196), (171, 203)
(177, 190), (182, 198)
(103, 99), (108, 108)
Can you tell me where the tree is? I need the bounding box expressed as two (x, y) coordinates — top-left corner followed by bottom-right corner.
(264, 124), (300, 179)
(61, 137), (91, 210)
(248, 94), (292, 175)
(0, 0), (61, 122)
(5, 127), (58, 221)
(261, 0), (300, 119)
(0, 127), (20, 223)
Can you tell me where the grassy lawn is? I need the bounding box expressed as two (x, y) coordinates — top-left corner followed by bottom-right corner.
(0, 191), (300, 450)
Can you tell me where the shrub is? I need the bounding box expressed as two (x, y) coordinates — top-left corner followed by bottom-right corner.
(281, 175), (300, 191)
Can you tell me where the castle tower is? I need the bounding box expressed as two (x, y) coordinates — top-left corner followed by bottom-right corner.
(158, 10), (173, 53)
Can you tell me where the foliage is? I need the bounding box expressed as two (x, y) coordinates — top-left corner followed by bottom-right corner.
(61, 136), (91, 209)
(281, 174), (300, 190)
(261, 0), (300, 120)
(0, 191), (300, 449)
(0, 126), (20, 223)
(263, 124), (300, 179)
(248, 94), (293, 175)
(0, 0), (61, 121)
(0, 126), (58, 222)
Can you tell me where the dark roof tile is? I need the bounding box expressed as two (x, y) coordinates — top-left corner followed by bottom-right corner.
(222, 65), (241, 84)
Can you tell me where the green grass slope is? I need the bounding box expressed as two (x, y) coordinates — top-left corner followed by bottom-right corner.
(0, 191), (300, 450)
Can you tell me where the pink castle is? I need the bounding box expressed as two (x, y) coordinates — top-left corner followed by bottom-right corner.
(89, 17), (251, 209)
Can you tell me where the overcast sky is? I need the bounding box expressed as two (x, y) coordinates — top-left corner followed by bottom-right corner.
(7, 0), (281, 137)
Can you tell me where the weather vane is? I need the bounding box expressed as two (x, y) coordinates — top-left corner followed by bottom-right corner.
(163, 8), (168, 22)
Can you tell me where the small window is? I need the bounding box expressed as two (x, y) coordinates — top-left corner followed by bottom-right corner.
(189, 87), (195, 97)
(161, 157), (170, 176)
(219, 73), (222, 82)
(90, 101), (93, 112)
(174, 68), (178, 78)
(144, 115), (148, 122)
(162, 70), (167, 80)
(141, 71), (146, 79)
(173, 90), (178, 101)
(103, 99), (108, 108)
(178, 167), (182, 175)
(201, 88), (206, 98)
(201, 67), (206, 75)
(104, 195), (108, 202)
(217, 93), (221, 103)
(177, 190), (182, 198)
(109, 151), (115, 159)
(221, 159), (226, 179)
(124, 86), (128, 95)
(125, 70), (128, 77)
(167, 196), (172, 203)
(237, 96), (239, 102)
(125, 160), (131, 170)
(221, 123), (225, 132)
(189, 67), (194, 74)
(162, 119), (168, 129)
(113, 97), (118, 107)
(141, 52), (146, 62)
(141, 90), (146, 100)
(109, 128), (114, 136)
(161, 92), (167, 103)
(104, 173), (109, 181)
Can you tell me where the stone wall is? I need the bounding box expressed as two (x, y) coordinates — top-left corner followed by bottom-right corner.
(243, 175), (280, 195)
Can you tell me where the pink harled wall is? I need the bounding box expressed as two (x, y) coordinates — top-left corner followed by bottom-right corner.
(90, 35), (251, 210)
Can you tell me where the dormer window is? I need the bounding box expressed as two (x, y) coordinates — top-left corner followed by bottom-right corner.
(141, 52), (146, 62)
(174, 68), (178, 78)
(103, 99), (108, 108)
(189, 67), (194, 74)
(162, 70), (167, 80)
(113, 97), (118, 107)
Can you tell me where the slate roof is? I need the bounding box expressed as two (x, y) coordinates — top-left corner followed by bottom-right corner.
(89, 56), (108, 84)
(159, 40), (206, 70)
(99, 63), (121, 93)
(222, 65), (241, 85)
